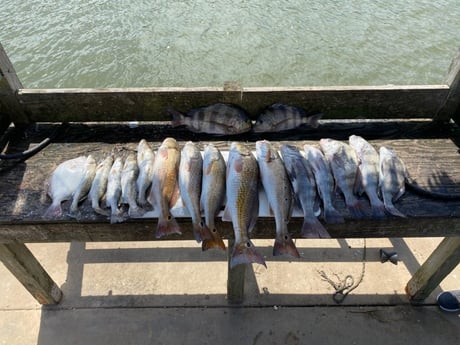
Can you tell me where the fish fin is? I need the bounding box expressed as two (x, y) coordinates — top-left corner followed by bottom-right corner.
(128, 206), (146, 218)
(301, 218), (331, 238)
(323, 206), (345, 224)
(168, 107), (186, 127)
(222, 205), (232, 222)
(306, 113), (323, 128)
(93, 206), (110, 217)
(192, 220), (212, 243)
(156, 215), (182, 238)
(393, 186), (405, 202)
(273, 234), (300, 258)
(384, 204), (407, 218)
(110, 213), (126, 224)
(43, 202), (63, 219)
(230, 240), (266, 269)
(347, 200), (369, 219)
(202, 227), (226, 251)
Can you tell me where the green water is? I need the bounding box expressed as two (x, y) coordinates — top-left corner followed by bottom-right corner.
(1, 0), (459, 88)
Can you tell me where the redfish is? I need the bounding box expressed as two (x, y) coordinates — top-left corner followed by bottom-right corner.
(223, 142), (266, 269)
(148, 138), (182, 238)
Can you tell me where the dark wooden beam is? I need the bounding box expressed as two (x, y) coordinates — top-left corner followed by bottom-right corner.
(435, 49), (460, 124)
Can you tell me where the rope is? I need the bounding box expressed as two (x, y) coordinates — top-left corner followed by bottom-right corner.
(317, 238), (367, 304)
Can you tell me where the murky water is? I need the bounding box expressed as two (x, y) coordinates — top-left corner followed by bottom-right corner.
(1, 0), (459, 88)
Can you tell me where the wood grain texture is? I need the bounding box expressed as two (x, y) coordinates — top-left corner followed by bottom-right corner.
(0, 242), (62, 304)
(0, 125), (459, 243)
(16, 85), (449, 122)
(406, 237), (460, 301)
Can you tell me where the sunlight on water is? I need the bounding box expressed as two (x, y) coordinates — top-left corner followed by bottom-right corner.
(1, 0), (459, 88)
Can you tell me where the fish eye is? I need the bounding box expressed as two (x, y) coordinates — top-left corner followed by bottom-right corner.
(246, 242), (251, 248)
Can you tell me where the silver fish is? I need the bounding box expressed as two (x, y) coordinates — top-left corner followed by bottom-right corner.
(256, 140), (300, 258)
(319, 138), (368, 219)
(200, 144), (226, 251)
(43, 156), (87, 219)
(169, 103), (252, 135)
(69, 155), (97, 217)
(349, 135), (386, 218)
(379, 146), (407, 218)
(280, 144), (330, 238)
(106, 156), (125, 224)
(253, 103), (322, 133)
(89, 155), (114, 216)
(136, 139), (155, 207)
(223, 142), (266, 268)
(148, 137), (182, 238)
(303, 145), (344, 224)
(179, 141), (211, 243)
(121, 153), (144, 217)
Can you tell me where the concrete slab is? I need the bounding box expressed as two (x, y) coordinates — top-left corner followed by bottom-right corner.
(0, 237), (459, 344)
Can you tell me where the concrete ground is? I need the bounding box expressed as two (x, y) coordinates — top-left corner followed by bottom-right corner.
(0, 238), (459, 345)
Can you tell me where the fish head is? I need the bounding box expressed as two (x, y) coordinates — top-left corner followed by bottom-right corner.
(253, 113), (275, 133)
(226, 116), (252, 134)
(256, 140), (277, 163)
(160, 137), (179, 150)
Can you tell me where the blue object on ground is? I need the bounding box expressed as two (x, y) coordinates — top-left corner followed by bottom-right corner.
(437, 290), (460, 312)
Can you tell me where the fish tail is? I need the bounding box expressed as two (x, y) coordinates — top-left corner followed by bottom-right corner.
(110, 208), (126, 224)
(347, 199), (369, 219)
(93, 206), (109, 217)
(168, 107), (186, 127)
(202, 228), (226, 251)
(323, 206), (345, 224)
(43, 203), (62, 219)
(306, 113), (323, 128)
(273, 234), (301, 258)
(384, 203), (407, 218)
(301, 218), (331, 239)
(156, 215), (182, 238)
(230, 240), (266, 269)
(371, 200), (387, 219)
(128, 205), (146, 218)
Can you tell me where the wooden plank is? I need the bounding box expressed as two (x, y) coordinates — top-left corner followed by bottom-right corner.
(227, 239), (246, 304)
(0, 242), (62, 304)
(17, 85), (449, 122)
(435, 49), (460, 124)
(0, 136), (459, 242)
(0, 43), (28, 125)
(406, 237), (460, 301)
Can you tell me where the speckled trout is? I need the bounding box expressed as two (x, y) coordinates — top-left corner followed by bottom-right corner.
(256, 140), (300, 257)
(136, 139), (155, 207)
(89, 155), (113, 217)
(148, 138), (182, 238)
(179, 141), (212, 243)
(200, 144), (226, 251)
(223, 142), (266, 269)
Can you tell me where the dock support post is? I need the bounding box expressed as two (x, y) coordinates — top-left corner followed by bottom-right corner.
(0, 242), (62, 305)
(0, 43), (28, 126)
(227, 239), (246, 304)
(435, 49), (460, 124)
(406, 237), (460, 302)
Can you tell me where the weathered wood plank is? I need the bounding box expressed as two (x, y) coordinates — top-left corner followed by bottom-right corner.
(406, 237), (460, 301)
(17, 85), (449, 122)
(0, 242), (62, 304)
(435, 49), (460, 124)
(0, 43), (28, 125)
(0, 135), (459, 242)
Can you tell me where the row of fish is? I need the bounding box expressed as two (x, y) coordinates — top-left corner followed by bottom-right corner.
(43, 136), (407, 268)
(169, 102), (322, 135)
